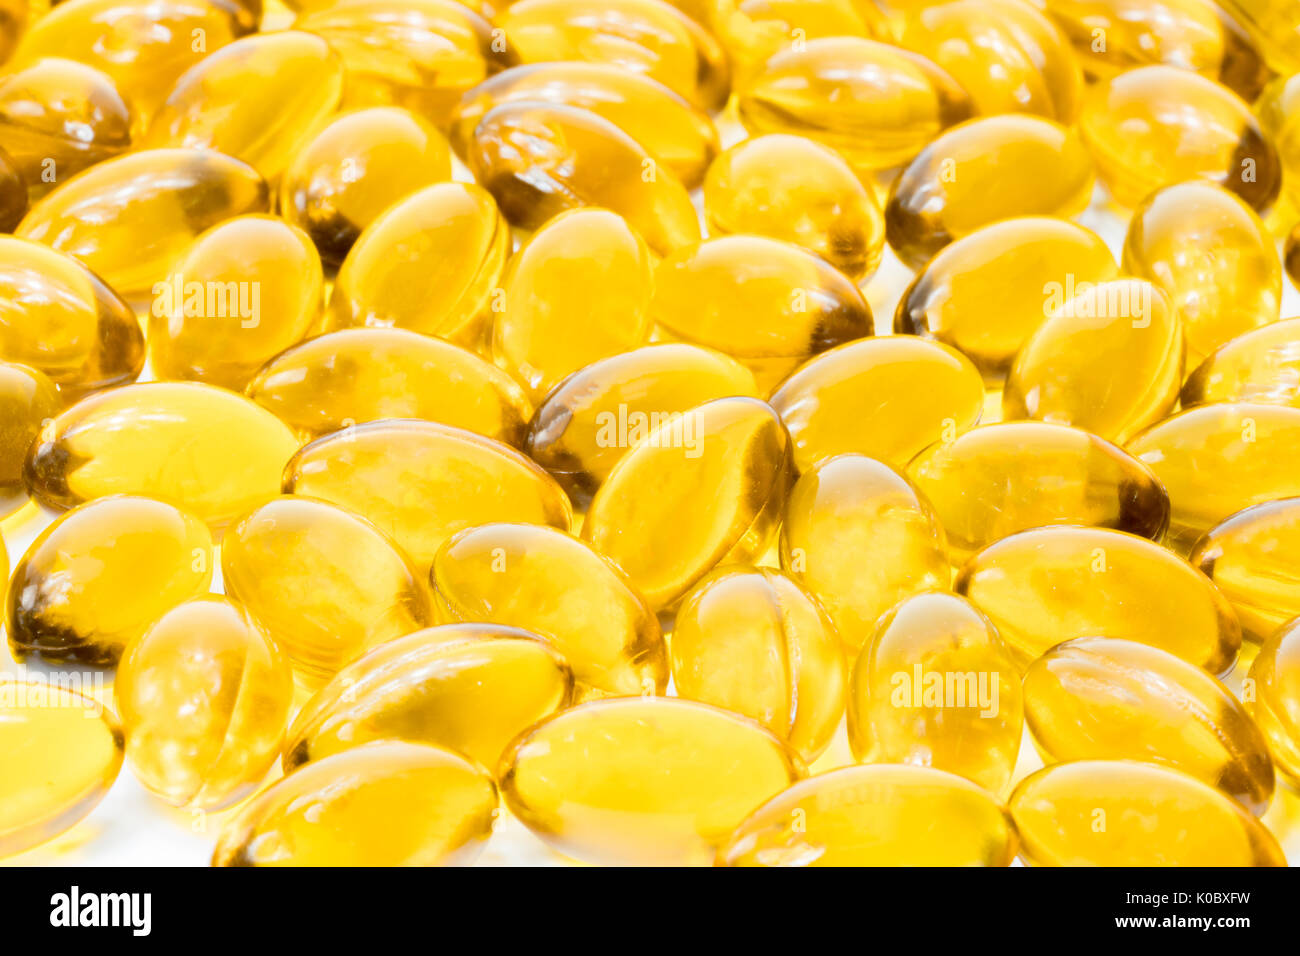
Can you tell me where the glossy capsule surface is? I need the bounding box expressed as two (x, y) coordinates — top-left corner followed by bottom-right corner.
(16, 149), (268, 300)
(956, 526), (1241, 675)
(280, 107), (452, 267)
(703, 134), (884, 281)
(885, 116), (1095, 270)
(285, 420), (573, 571)
(1220, 0), (1300, 73)
(116, 597), (292, 810)
(500, 697), (802, 866)
(467, 102), (700, 258)
(285, 624), (573, 772)
(717, 764), (1017, 867)
(0, 362), (58, 517)
(581, 397), (790, 609)
(1248, 618), (1300, 786)
(894, 217), (1118, 383)
(1257, 72), (1300, 212)
(222, 496), (433, 684)
(212, 741), (498, 866)
(247, 328), (532, 445)
(1078, 65), (1280, 210)
(1003, 279), (1182, 442)
(6, 496), (213, 666)
(1010, 760), (1286, 866)
(524, 344), (759, 505)
(781, 455), (949, 652)
(0, 683), (123, 858)
(671, 566), (845, 762)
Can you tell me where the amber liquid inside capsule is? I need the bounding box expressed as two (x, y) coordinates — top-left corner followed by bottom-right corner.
(0, 362), (58, 517)
(1248, 618), (1300, 787)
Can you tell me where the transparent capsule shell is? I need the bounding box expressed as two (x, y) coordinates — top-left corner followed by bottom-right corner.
(1247, 618), (1300, 787)
(0, 361), (59, 516)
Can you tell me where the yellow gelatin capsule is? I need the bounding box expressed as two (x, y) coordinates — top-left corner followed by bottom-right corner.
(1025, 637), (1273, 814)
(1122, 181), (1281, 364)
(1220, 0), (1300, 74)
(493, 208), (654, 401)
(16, 149), (268, 300)
(910, 422), (1170, 563)
(0, 146), (25, 232)
(1003, 278), (1183, 442)
(449, 63), (719, 189)
(671, 566), (846, 762)
(212, 741), (497, 866)
(285, 623), (573, 772)
(0, 0), (24, 65)
(467, 102), (700, 258)
(26, 383), (298, 530)
(716, 764), (1017, 867)
(650, 236), (873, 392)
(736, 37), (973, 172)
(323, 182), (509, 348)
(847, 592), (1022, 794)
(0, 362), (58, 517)
(1078, 65), (1281, 210)
(247, 328), (532, 446)
(581, 397), (790, 610)
(285, 420), (572, 571)
(1248, 618), (1300, 785)
(433, 522), (666, 696)
(780, 455), (949, 652)
(955, 525), (1241, 674)
(1010, 760), (1286, 866)
(6, 496), (213, 666)
(1257, 72), (1300, 213)
(894, 217), (1118, 383)
(1128, 402), (1300, 553)
(149, 216), (323, 390)
(116, 596), (292, 810)
(500, 697), (802, 865)
(885, 115), (1095, 270)
(498, 0), (730, 111)
(524, 343), (759, 505)
(0, 682), (123, 858)
(702, 134), (885, 281)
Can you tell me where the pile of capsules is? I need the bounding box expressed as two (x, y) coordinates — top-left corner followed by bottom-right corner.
(2, 0), (1300, 868)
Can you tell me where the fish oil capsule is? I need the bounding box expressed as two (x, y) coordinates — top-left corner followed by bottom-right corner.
(781, 455), (949, 652)
(247, 328), (532, 445)
(449, 63), (719, 188)
(116, 597), (292, 810)
(16, 149), (268, 300)
(468, 102), (700, 258)
(1003, 279), (1183, 442)
(1078, 65), (1281, 210)
(1128, 403), (1300, 553)
(493, 209), (654, 401)
(717, 764), (1017, 867)
(0, 58), (133, 200)
(894, 217), (1118, 383)
(1122, 181), (1280, 364)
(1010, 760), (1286, 866)
(285, 623), (572, 772)
(885, 116), (1095, 270)
(213, 741), (497, 866)
(671, 566), (846, 762)
(736, 37), (973, 172)
(26, 383), (298, 530)
(847, 592), (1022, 793)
(0, 683), (123, 858)
(285, 420), (573, 570)
(702, 134), (885, 281)
(1220, 0), (1300, 73)
(0, 146), (24, 231)
(500, 697), (802, 865)
(1248, 618), (1300, 786)
(498, 0), (730, 111)
(324, 182), (508, 348)
(524, 344), (759, 505)
(581, 397), (790, 609)
(650, 236), (873, 392)
(0, 362), (58, 517)
(6, 496), (213, 666)
(280, 108), (451, 267)
(223, 496), (433, 684)
(433, 522), (666, 697)
(0, 0), (24, 65)
(1256, 73), (1300, 213)
(149, 216), (323, 390)
(956, 525), (1241, 674)
(910, 422), (1169, 562)
(1025, 637), (1273, 813)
